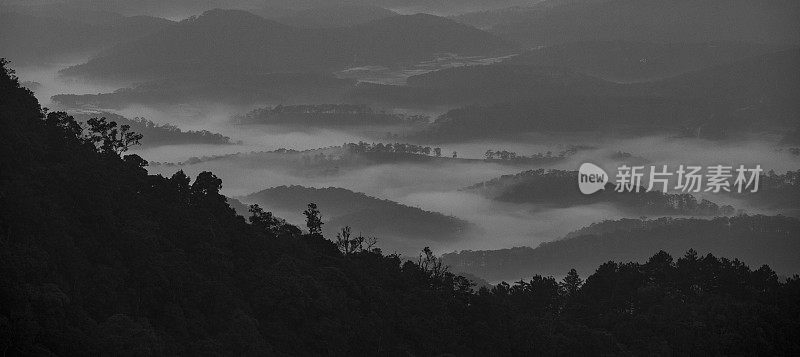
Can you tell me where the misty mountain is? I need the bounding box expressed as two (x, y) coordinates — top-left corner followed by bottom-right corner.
(725, 170), (800, 216)
(242, 185), (471, 250)
(60, 9), (514, 81)
(463, 169), (735, 216)
(365, 48), (799, 139)
(70, 112), (233, 147)
(0, 11), (173, 65)
(504, 41), (778, 82)
(52, 72), (355, 109)
(349, 64), (619, 107)
(331, 13), (515, 65)
(272, 5), (398, 28)
(2, 2), (127, 25)
(492, 0), (800, 47)
(450, 0), (606, 29)
(414, 96), (707, 141)
(640, 48), (800, 130)
(59, 9), (349, 81)
(442, 215), (800, 282)
(234, 104), (428, 127)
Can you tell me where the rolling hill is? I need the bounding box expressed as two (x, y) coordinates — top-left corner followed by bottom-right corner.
(442, 215), (800, 282)
(242, 186), (472, 252)
(0, 11), (173, 65)
(463, 169), (735, 216)
(349, 64), (619, 107)
(51, 72), (355, 108)
(504, 41), (778, 82)
(273, 5), (398, 28)
(60, 9), (515, 81)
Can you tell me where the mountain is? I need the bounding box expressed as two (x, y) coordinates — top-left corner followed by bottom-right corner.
(2, 2), (127, 25)
(60, 9), (514, 81)
(242, 186), (472, 252)
(331, 13), (515, 65)
(450, 1), (606, 29)
(1, 59), (798, 355)
(414, 95), (709, 141)
(233, 104), (428, 126)
(349, 64), (619, 107)
(52, 72), (355, 109)
(493, 0), (800, 47)
(0, 11), (173, 65)
(505, 41), (778, 82)
(59, 9), (349, 81)
(463, 169), (735, 216)
(371, 49), (800, 139)
(273, 5), (398, 28)
(442, 215), (800, 282)
(70, 112), (233, 147)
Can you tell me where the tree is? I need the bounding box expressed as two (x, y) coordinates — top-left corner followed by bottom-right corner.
(561, 268), (582, 296)
(433, 147), (441, 157)
(85, 117), (143, 154)
(248, 204), (284, 234)
(192, 171), (222, 197)
(303, 203), (323, 235)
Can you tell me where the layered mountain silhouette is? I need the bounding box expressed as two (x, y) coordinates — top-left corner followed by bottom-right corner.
(356, 48), (800, 139)
(442, 215), (800, 282)
(60, 9), (515, 81)
(272, 5), (398, 28)
(242, 186), (472, 253)
(52, 72), (354, 108)
(0, 11), (173, 64)
(349, 64), (619, 106)
(463, 169), (735, 216)
(492, 0), (800, 47)
(505, 41), (779, 82)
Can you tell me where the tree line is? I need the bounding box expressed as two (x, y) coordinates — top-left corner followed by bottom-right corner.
(1, 59), (798, 355)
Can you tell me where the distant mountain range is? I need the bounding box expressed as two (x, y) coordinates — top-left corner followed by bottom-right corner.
(272, 5), (398, 28)
(504, 41), (779, 82)
(358, 48), (799, 139)
(442, 215), (800, 282)
(241, 186), (472, 253)
(51, 72), (354, 108)
(60, 9), (515, 81)
(0, 10), (173, 64)
(463, 169), (735, 216)
(491, 0), (800, 47)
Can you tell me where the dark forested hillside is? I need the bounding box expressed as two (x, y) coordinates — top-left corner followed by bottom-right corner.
(442, 215), (800, 281)
(2, 59), (799, 355)
(242, 185), (471, 250)
(71, 112), (232, 147)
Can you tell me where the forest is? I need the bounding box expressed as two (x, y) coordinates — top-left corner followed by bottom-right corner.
(2, 53), (800, 355)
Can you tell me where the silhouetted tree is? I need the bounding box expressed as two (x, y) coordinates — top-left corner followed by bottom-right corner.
(303, 202), (323, 235)
(85, 117), (142, 154)
(561, 268), (582, 297)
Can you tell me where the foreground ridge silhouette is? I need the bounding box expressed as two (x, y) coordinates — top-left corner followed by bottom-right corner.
(1, 59), (799, 355)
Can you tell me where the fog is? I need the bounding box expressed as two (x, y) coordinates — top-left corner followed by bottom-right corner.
(10, 2), (797, 259)
(19, 58), (795, 256)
